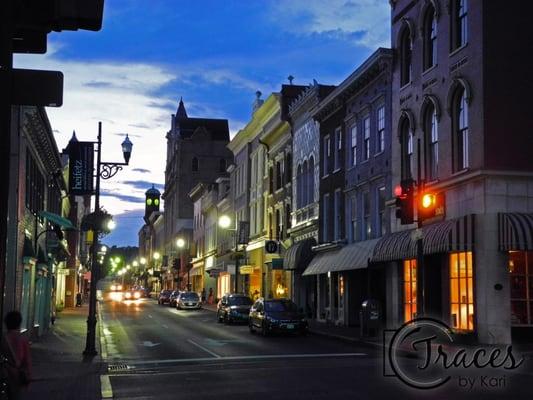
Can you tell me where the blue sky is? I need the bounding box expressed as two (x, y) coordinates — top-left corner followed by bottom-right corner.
(15, 0), (390, 246)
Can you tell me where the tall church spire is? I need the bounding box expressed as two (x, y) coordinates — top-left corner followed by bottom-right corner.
(176, 97), (188, 119)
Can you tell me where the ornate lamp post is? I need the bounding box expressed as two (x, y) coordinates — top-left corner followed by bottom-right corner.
(176, 237), (189, 291)
(83, 122), (132, 357)
(218, 215), (246, 294)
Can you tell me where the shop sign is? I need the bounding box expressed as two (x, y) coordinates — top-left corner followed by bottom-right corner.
(239, 265), (254, 274)
(68, 141), (94, 195)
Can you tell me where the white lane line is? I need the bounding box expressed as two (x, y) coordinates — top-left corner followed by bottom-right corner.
(108, 352), (365, 369)
(187, 339), (221, 359)
(100, 375), (113, 399)
(162, 324), (168, 329)
(148, 314), (153, 318)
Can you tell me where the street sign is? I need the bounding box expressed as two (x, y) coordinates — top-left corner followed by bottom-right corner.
(68, 141), (94, 195)
(265, 240), (278, 254)
(8, 69), (63, 107)
(237, 221), (250, 244)
(239, 265), (254, 274)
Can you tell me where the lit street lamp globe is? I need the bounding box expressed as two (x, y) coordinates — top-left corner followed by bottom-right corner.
(107, 219), (116, 231)
(140, 257), (147, 265)
(133, 260), (139, 267)
(153, 252), (161, 261)
(218, 215), (232, 229)
(176, 238), (186, 248)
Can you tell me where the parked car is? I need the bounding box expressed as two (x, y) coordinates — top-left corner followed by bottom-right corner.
(158, 290), (172, 305)
(217, 294), (253, 324)
(249, 298), (308, 336)
(169, 290), (181, 307)
(176, 291), (202, 310)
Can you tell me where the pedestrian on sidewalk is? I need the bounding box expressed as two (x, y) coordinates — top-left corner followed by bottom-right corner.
(2, 311), (32, 399)
(207, 288), (214, 304)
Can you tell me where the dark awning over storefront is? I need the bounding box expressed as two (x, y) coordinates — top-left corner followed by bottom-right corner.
(499, 213), (533, 251)
(283, 238), (316, 270)
(333, 239), (380, 272)
(302, 248), (342, 276)
(372, 215), (475, 262)
(39, 211), (75, 230)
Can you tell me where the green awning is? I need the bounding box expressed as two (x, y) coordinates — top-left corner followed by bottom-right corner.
(39, 211), (75, 230)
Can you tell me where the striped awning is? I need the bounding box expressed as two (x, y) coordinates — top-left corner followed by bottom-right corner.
(302, 248), (342, 276)
(332, 239), (380, 272)
(283, 238), (316, 270)
(499, 213), (533, 251)
(372, 215), (475, 262)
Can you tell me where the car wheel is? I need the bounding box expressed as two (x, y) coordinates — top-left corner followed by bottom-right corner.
(223, 313), (230, 324)
(249, 321), (255, 334)
(261, 322), (269, 337)
(217, 312), (223, 323)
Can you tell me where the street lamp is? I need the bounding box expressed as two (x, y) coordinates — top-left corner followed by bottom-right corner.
(176, 237), (190, 291)
(218, 215), (245, 294)
(83, 122), (132, 357)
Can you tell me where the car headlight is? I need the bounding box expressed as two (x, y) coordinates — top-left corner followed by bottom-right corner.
(125, 292), (132, 299)
(134, 292), (141, 299)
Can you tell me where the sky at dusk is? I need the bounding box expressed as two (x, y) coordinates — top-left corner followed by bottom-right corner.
(14, 0), (390, 246)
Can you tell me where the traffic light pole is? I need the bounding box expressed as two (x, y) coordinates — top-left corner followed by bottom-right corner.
(0, 0), (13, 332)
(416, 139), (425, 318)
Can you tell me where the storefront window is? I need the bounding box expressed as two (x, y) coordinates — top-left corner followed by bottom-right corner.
(403, 259), (417, 322)
(271, 270), (290, 299)
(510, 251), (533, 325)
(450, 252), (474, 331)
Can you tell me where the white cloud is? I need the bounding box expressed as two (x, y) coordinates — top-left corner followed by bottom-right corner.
(271, 0), (391, 49)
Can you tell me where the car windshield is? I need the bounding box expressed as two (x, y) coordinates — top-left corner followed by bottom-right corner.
(265, 300), (298, 312)
(228, 297), (253, 306)
(181, 292), (199, 300)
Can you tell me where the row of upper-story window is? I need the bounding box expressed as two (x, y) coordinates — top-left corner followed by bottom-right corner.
(400, 82), (469, 181)
(322, 104), (386, 176)
(25, 147), (62, 222)
(296, 155), (315, 210)
(321, 184), (386, 244)
(399, 0), (468, 86)
(190, 157), (227, 173)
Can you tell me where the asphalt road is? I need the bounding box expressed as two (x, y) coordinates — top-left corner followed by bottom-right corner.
(99, 298), (533, 400)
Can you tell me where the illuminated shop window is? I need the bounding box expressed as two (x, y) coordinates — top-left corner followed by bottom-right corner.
(403, 259), (417, 322)
(509, 251), (533, 326)
(450, 252), (474, 331)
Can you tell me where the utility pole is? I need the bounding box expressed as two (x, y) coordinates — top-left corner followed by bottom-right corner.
(0, 0), (14, 331)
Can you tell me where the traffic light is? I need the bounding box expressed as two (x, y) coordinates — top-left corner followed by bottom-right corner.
(418, 191), (445, 222)
(172, 258), (181, 270)
(395, 179), (415, 225)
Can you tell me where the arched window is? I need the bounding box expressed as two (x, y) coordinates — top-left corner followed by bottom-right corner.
(308, 156), (315, 205)
(451, 0), (468, 51)
(453, 88), (469, 171)
(302, 160), (308, 206)
(399, 26), (412, 86)
(192, 157), (199, 172)
(423, 5), (437, 70)
(219, 158), (226, 172)
(285, 152), (292, 183)
(399, 117), (413, 179)
(424, 104), (438, 180)
(296, 164), (303, 209)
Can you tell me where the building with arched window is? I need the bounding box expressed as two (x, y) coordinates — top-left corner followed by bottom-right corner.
(387, 0), (533, 345)
(162, 99), (233, 287)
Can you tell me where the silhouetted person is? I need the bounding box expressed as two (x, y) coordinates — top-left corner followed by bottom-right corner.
(2, 311), (32, 399)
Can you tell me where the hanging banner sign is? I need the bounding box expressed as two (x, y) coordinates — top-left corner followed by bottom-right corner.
(68, 141), (94, 195)
(237, 221), (250, 245)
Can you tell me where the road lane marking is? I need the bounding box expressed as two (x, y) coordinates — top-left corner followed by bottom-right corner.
(107, 352), (366, 370)
(187, 339), (221, 358)
(148, 314), (153, 318)
(162, 324), (168, 329)
(141, 341), (161, 348)
(100, 375), (113, 399)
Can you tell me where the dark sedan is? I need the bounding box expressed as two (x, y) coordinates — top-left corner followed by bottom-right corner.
(217, 294), (253, 324)
(249, 298), (308, 336)
(157, 290), (172, 305)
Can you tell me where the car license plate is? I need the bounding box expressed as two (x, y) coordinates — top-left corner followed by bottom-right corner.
(285, 324), (294, 329)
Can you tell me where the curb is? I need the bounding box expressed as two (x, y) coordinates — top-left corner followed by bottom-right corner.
(308, 329), (384, 350)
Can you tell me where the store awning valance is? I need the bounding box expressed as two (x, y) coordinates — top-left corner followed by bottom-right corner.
(332, 239), (380, 272)
(39, 211), (75, 230)
(302, 248), (342, 276)
(372, 215), (475, 262)
(499, 213), (533, 251)
(189, 266), (203, 276)
(283, 238), (316, 270)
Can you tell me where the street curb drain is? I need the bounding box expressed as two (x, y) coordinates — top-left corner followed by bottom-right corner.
(108, 364), (131, 372)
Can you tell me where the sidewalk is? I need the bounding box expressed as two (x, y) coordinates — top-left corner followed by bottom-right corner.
(22, 304), (105, 400)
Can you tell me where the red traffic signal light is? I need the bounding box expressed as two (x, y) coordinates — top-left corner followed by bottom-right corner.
(395, 179), (415, 225)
